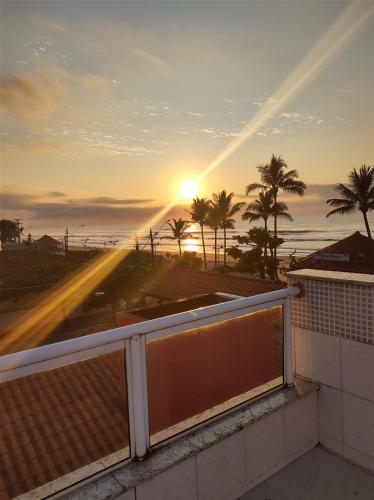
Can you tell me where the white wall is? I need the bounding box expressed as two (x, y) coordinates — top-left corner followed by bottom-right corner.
(288, 270), (374, 473)
(118, 391), (318, 500)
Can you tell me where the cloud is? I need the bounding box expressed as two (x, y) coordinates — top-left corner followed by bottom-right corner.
(49, 191), (67, 197)
(1, 191), (161, 224)
(133, 47), (169, 71)
(0, 71), (66, 121)
(1, 140), (74, 154)
(279, 111), (325, 127)
(1, 191), (38, 209)
(79, 196), (154, 205)
(26, 202), (163, 223)
(78, 73), (109, 90)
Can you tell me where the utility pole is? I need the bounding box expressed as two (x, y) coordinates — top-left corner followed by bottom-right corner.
(135, 233), (140, 253)
(64, 227), (69, 255)
(150, 228), (155, 259)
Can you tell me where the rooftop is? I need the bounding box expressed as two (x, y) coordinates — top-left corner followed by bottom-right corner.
(143, 267), (285, 301)
(290, 231), (374, 274)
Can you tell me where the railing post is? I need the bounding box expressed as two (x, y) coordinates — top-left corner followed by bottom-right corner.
(284, 296), (294, 387)
(128, 334), (149, 459)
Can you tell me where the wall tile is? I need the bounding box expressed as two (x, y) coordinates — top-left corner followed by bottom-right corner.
(289, 277), (374, 345)
(285, 392), (318, 462)
(295, 327), (341, 388)
(318, 385), (343, 455)
(342, 339), (374, 403)
(243, 410), (286, 484)
(343, 393), (374, 473)
(136, 458), (197, 500)
(197, 432), (245, 500)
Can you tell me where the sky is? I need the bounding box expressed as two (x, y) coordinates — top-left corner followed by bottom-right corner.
(1, 0), (374, 227)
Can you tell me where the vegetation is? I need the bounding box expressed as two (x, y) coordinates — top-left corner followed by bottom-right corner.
(188, 197), (211, 270)
(212, 190), (244, 267)
(0, 219), (24, 244)
(205, 203), (222, 269)
(246, 155), (306, 263)
(242, 191), (292, 258)
(227, 227), (284, 279)
(326, 165), (374, 240)
(163, 218), (191, 255)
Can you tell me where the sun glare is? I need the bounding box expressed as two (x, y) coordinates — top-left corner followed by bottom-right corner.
(178, 179), (199, 199)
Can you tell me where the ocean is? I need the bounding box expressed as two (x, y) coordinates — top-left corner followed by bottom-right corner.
(31, 213), (371, 259)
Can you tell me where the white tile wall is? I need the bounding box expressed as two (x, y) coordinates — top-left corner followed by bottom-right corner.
(343, 393), (374, 472)
(243, 411), (286, 484)
(136, 458), (197, 500)
(284, 392), (318, 462)
(294, 327), (341, 388)
(318, 385), (343, 455)
(342, 339), (374, 403)
(196, 432), (246, 500)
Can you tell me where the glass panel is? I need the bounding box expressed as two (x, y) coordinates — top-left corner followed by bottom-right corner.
(147, 306), (283, 445)
(0, 350), (129, 498)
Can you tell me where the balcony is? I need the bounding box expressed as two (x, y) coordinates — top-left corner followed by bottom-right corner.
(0, 270), (373, 499)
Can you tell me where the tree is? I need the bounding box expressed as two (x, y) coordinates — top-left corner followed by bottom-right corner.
(0, 219), (24, 244)
(164, 218), (190, 255)
(246, 155), (306, 262)
(212, 190), (244, 266)
(206, 204), (223, 269)
(326, 165), (374, 240)
(229, 227), (284, 279)
(242, 191), (292, 257)
(188, 197), (211, 270)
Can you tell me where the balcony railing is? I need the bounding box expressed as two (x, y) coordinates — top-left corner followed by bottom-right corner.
(0, 286), (299, 498)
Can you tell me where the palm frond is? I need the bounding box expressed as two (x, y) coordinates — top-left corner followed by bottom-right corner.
(246, 182), (265, 194)
(326, 205), (355, 218)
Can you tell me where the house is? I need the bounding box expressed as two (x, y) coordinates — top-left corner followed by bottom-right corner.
(141, 267), (285, 302)
(290, 231), (374, 274)
(36, 234), (63, 254)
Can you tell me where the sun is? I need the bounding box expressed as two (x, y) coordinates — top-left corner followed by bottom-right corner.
(178, 179), (199, 199)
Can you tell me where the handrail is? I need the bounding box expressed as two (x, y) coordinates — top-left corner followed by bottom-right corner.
(0, 287), (299, 379)
(0, 285), (299, 466)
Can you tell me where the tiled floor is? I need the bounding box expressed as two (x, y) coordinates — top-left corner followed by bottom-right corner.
(239, 447), (374, 500)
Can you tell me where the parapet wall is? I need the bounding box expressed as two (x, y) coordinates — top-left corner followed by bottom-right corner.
(288, 269), (374, 472)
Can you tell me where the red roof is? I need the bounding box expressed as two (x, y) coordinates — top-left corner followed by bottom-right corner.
(144, 268), (285, 300)
(0, 351), (128, 499)
(291, 232), (374, 274)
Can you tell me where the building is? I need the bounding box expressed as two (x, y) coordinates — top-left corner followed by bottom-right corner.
(142, 267), (286, 302)
(36, 234), (63, 254)
(290, 231), (374, 274)
(1, 269), (374, 499)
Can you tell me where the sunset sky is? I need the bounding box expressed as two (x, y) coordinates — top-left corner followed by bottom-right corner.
(1, 0), (373, 226)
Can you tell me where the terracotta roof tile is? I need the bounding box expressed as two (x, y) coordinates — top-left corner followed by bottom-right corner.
(0, 351), (129, 499)
(144, 268), (285, 301)
(291, 232), (374, 274)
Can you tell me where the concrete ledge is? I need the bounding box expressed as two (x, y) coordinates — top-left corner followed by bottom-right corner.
(59, 378), (318, 499)
(287, 269), (374, 285)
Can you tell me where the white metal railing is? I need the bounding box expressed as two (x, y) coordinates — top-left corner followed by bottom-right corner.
(0, 286), (299, 460)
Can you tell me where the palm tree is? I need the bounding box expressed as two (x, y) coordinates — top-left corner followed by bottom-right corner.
(246, 154), (306, 260)
(326, 165), (374, 240)
(243, 191), (292, 257)
(212, 190), (244, 266)
(206, 204), (222, 269)
(164, 218), (190, 255)
(242, 191), (274, 231)
(188, 197), (211, 270)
